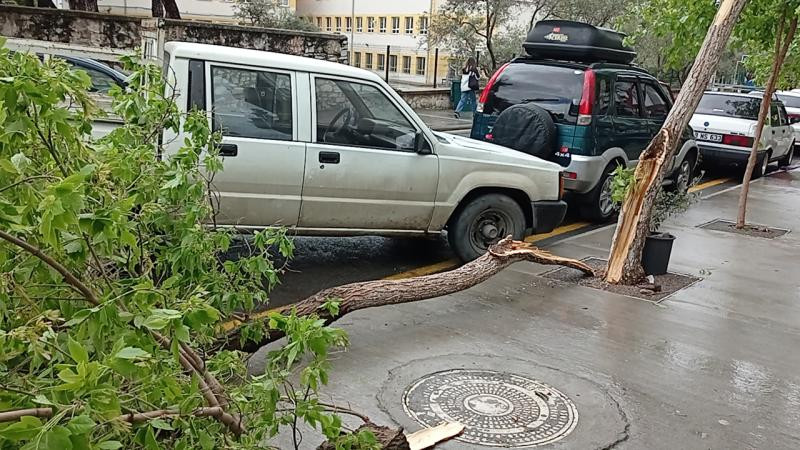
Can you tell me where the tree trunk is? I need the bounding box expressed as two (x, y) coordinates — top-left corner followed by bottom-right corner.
(152, 0), (164, 18)
(604, 0), (748, 285)
(736, 15), (798, 228)
(85, 0), (98, 12)
(68, 0), (87, 10)
(223, 238), (594, 352)
(162, 0), (182, 19)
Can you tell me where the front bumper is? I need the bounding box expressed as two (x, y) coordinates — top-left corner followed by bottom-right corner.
(531, 200), (568, 234)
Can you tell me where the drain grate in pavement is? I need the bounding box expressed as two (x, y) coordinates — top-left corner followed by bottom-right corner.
(698, 219), (789, 239)
(542, 257), (700, 303)
(402, 369), (578, 447)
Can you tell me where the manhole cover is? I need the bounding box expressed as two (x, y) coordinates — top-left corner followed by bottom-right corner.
(402, 369), (578, 447)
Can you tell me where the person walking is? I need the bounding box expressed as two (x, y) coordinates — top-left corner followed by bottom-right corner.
(455, 57), (480, 119)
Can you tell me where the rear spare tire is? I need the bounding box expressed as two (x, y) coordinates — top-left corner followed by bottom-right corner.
(448, 194), (526, 262)
(490, 103), (557, 159)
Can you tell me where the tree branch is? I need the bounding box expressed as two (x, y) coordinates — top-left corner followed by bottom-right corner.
(223, 238), (593, 352)
(0, 406), (230, 424)
(0, 230), (100, 306)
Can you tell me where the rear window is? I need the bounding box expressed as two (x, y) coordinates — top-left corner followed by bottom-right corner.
(696, 94), (760, 120)
(777, 94), (800, 108)
(484, 63), (583, 124)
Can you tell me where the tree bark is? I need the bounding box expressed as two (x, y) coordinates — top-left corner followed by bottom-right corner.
(152, 0), (164, 18)
(224, 238), (594, 352)
(736, 15), (798, 228)
(604, 0), (749, 285)
(162, 0), (182, 20)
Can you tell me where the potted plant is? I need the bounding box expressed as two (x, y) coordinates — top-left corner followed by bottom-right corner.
(610, 166), (697, 275)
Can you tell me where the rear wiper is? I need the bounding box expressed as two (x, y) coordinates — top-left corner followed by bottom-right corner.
(521, 98), (562, 103)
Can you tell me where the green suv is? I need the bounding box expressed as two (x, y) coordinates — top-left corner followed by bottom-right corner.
(471, 21), (698, 220)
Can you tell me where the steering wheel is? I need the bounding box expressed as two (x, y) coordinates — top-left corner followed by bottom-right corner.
(322, 108), (352, 142)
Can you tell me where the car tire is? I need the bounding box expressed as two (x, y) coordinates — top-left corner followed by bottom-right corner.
(753, 151), (771, 179)
(579, 163), (619, 222)
(448, 194), (526, 262)
(671, 153), (696, 193)
(779, 143), (795, 167)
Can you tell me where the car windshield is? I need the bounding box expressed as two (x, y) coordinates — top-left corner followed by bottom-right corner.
(696, 94), (761, 120)
(777, 94), (800, 108)
(484, 63), (583, 124)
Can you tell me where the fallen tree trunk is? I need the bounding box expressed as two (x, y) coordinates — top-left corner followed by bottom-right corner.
(224, 238), (594, 352)
(604, 0), (748, 284)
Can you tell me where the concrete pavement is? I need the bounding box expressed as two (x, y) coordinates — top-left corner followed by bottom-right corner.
(251, 167), (800, 449)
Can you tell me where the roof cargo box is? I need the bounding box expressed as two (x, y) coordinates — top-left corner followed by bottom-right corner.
(524, 20), (636, 64)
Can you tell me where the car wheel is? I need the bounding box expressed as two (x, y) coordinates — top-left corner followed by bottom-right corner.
(579, 163), (618, 222)
(448, 194), (526, 262)
(779, 144), (795, 167)
(753, 151), (771, 179)
(671, 154), (696, 193)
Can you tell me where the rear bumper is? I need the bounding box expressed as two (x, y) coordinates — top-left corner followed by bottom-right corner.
(698, 143), (762, 165)
(562, 154), (609, 194)
(531, 200), (568, 234)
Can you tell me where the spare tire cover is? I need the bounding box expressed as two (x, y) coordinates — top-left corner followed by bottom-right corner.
(491, 103), (557, 159)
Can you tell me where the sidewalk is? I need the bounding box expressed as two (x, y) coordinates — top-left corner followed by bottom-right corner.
(252, 168), (800, 449)
(416, 108), (474, 131)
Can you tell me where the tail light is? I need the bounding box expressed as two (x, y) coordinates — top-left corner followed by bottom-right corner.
(577, 69), (595, 126)
(477, 62), (510, 113)
(722, 134), (754, 148)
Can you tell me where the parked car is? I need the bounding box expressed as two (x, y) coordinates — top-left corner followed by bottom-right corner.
(776, 90), (800, 148)
(60, 56), (128, 94)
(471, 20), (698, 221)
(690, 91), (795, 178)
(143, 42), (566, 262)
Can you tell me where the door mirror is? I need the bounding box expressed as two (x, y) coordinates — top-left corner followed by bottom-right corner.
(415, 132), (432, 154)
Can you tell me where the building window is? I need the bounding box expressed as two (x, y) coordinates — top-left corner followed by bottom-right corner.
(419, 16), (429, 35)
(335, 17), (341, 32)
(377, 54), (385, 71)
(356, 17), (363, 32)
(405, 17), (414, 34)
(402, 56), (411, 74)
(367, 17), (375, 33)
(416, 57), (426, 75)
(353, 52), (361, 68)
(346, 17), (352, 32)
(366, 53), (374, 69)
(391, 17), (400, 34)
(379, 17), (387, 33)
(389, 55), (398, 72)
(326, 17), (332, 31)
(278, 0), (288, 5)
(316, 17), (322, 27)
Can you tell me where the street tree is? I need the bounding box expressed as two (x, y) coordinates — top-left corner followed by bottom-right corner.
(151, 0), (182, 19)
(605, 0), (748, 284)
(234, 0), (319, 32)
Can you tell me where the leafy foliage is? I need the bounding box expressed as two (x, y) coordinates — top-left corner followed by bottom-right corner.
(609, 165), (697, 232)
(0, 43), (373, 448)
(234, 0), (320, 32)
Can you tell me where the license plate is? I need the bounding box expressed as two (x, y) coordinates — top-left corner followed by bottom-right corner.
(695, 132), (723, 142)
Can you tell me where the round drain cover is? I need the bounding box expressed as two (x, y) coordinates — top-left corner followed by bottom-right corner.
(402, 369), (578, 447)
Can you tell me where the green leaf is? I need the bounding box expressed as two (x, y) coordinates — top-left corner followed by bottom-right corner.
(39, 425), (73, 450)
(10, 153), (31, 173)
(67, 337), (89, 364)
(97, 441), (123, 449)
(149, 418), (174, 431)
(67, 415), (96, 435)
(0, 416), (42, 442)
(114, 347), (151, 360)
(32, 394), (54, 405)
(198, 430), (215, 450)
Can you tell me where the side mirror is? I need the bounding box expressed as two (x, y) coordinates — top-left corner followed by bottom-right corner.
(415, 132), (432, 154)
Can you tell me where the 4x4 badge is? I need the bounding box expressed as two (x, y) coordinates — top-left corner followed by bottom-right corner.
(544, 32), (569, 43)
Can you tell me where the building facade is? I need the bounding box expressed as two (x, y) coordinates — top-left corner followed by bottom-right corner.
(296, 0), (447, 85)
(97, 0), (296, 24)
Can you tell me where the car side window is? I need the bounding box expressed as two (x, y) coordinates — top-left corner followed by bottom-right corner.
(211, 66), (294, 141)
(314, 78), (417, 151)
(67, 62), (118, 94)
(778, 104), (789, 126)
(613, 80), (641, 118)
(770, 103), (780, 126)
(642, 83), (669, 120)
(597, 77), (611, 116)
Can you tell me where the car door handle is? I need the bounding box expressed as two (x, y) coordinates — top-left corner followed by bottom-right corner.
(218, 143), (238, 157)
(319, 151), (340, 164)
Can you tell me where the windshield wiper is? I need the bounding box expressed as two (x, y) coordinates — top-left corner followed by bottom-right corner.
(521, 97), (562, 103)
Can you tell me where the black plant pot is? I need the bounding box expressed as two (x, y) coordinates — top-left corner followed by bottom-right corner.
(642, 232), (675, 276)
